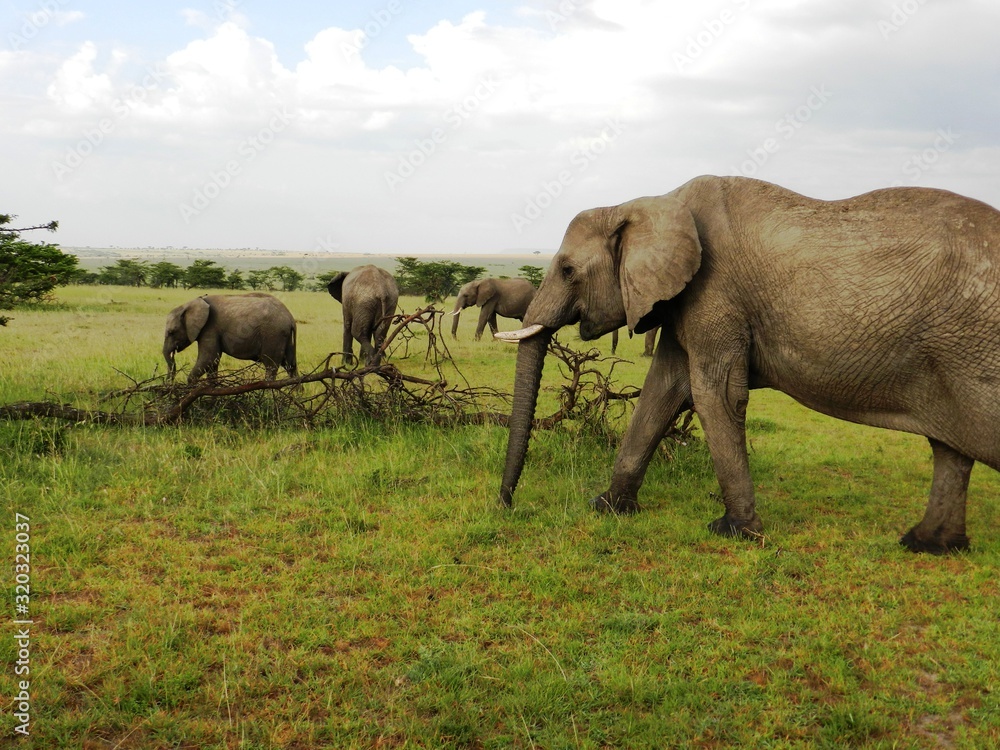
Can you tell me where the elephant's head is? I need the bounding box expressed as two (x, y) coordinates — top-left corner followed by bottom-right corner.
(496, 194), (702, 506)
(448, 279), (492, 337)
(326, 272), (349, 302)
(163, 297), (211, 379)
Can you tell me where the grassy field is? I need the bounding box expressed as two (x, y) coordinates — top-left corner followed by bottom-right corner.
(2, 285), (999, 748)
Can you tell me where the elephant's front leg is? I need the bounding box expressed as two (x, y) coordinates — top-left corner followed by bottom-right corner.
(900, 439), (973, 554)
(189, 344), (221, 383)
(689, 356), (763, 539)
(475, 304), (496, 341)
(592, 341), (692, 515)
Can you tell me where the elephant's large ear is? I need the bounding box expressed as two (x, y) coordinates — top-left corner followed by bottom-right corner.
(183, 298), (211, 341)
(327, 272), (348, 302)
(618, 195), (702, 334)
(475, 280), (495, 306)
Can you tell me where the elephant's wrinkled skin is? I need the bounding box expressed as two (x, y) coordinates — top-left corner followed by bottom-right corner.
(328, 265), (399, 367)
(449, 277), (536, 340)
(163, 293), (298, 383)
(497, 175), (1000, 554)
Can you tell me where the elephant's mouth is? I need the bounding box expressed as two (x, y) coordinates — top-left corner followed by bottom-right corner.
(579, 318), (621, 341)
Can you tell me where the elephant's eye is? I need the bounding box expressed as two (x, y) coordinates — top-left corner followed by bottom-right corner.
(560, 263), (575, 282)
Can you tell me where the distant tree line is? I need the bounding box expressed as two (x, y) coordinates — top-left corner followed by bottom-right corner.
(2, 218), (548, 329)
(75, 257), (547, 298)
(75, 259), (311, 292)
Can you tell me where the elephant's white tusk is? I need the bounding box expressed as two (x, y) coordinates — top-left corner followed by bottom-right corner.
(494, 324), (545, 343)
(446, 310), (460, 316)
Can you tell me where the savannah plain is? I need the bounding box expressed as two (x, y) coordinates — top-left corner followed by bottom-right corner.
(1, 250), (999, 748)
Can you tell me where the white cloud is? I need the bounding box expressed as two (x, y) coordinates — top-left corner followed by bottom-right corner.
(2, 1), (999, 253)
(45, 42), (114, 110)
(53, 11), (85, 27)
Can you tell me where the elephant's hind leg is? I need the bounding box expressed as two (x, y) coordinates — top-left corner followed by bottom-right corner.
(691, 355), (763, 540)
(900, 439), (974, 554)
(262, 359), (279, 381)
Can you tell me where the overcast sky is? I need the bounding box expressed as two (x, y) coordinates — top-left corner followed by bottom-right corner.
(3, 0), (999, 254)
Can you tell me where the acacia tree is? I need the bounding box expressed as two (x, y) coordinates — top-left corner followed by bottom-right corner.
(0, 215), (77, 322)
(518, 265), (545, 288)
(183, 260), (227, 289)
(270, 265), (305, 291)
(225, 269), (246, 290)
(149, 261), (185, 288)
(98, 259), (148, 286)
(395, 257), (486, 303)
(247, 269), (274, 290)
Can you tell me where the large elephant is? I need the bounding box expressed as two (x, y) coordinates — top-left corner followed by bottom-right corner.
(327, 265), (399, 367)
(449, 277), (536, 340)
(163, 293), (297, 383)
(496, 175), (1000, 554)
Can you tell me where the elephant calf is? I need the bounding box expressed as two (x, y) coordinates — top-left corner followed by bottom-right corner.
(163, 293), (298, 383)
(327, 265), (399, 367)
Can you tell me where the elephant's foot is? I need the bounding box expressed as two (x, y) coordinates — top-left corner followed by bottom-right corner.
(708, 512), (764, 540)
(900, 527), (970, 555)
(589, 491), (640, 515)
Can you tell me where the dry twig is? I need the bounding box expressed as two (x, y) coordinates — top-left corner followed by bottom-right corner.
(1, 308), (693, 444)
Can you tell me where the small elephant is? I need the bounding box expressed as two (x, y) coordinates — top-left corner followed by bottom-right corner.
(327, 265), (399, 367)
(163, 293), (298, 383)
(497, 175), (1000, 554)
(449, 277), (536, 340)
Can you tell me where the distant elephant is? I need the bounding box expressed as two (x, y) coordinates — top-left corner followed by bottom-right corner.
(496, 175), (1000, 554)
(607, 328), (655, 356)
(448, 277), (536, 340)
(327, 265), (399, 367)
(163, 293), (297, 383)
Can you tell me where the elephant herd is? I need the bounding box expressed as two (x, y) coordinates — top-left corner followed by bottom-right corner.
(162, 175), (1000, 554)
(163, 264), (399, 382)
(163, 264), (565, 384)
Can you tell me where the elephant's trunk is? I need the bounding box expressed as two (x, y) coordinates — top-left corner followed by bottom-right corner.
(450, 308), (461, 338)
(164, 346), (176, 380)
(498, 329), (553, 507)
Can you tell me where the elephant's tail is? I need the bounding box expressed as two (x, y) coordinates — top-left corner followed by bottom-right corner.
(285, 322), (298, 377)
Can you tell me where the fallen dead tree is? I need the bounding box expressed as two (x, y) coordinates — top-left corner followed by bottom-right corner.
(1, 307), (693, 443)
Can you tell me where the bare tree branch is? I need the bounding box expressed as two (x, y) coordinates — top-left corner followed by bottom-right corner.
(1, 307), (693, 445)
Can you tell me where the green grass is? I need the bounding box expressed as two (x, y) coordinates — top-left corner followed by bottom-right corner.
(1, 286), (999, 748)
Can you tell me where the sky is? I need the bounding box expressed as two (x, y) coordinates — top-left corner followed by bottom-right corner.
(2, 0), (999, 254)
